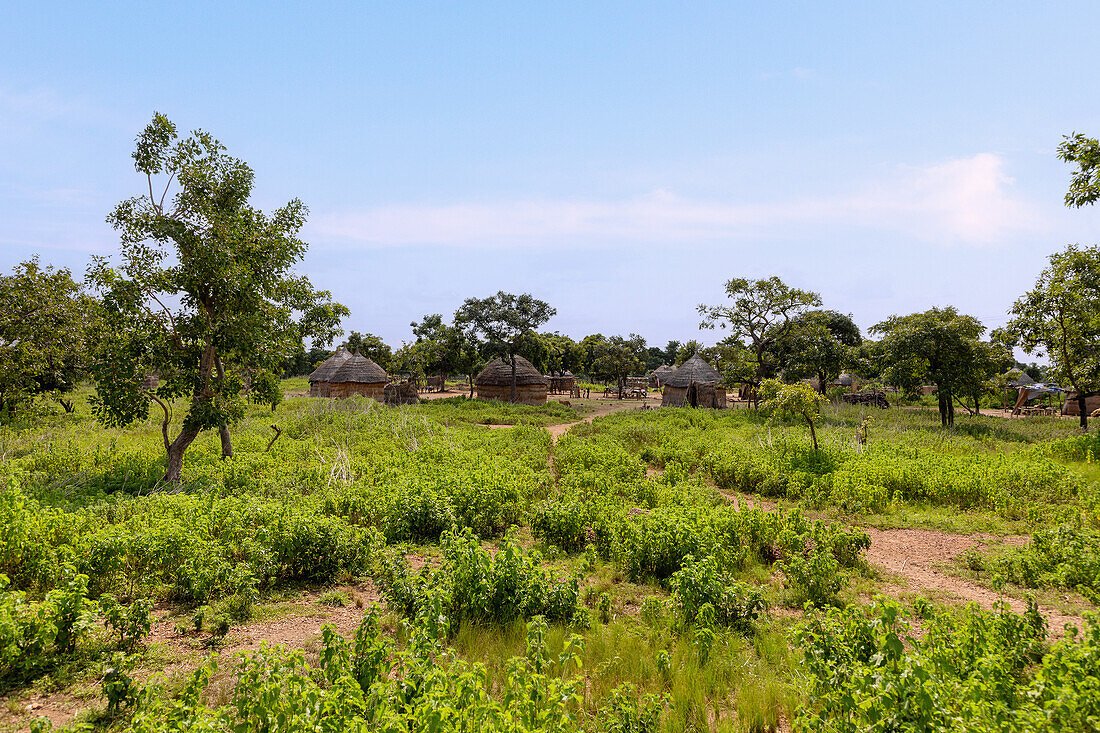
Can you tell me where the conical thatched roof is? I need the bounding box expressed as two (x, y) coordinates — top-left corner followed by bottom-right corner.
(664, 354), (721, 388)
(308, 346), (352, 383)
(330, 350), (388, 384)
(653, 364), (676, 379)
(832, 372), (854, 387)
(476, 356), (548, 386)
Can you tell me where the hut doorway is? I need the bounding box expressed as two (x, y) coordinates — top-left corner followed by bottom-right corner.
(688, 383), (698, 407)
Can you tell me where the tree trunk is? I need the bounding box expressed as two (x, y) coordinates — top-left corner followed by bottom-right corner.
(805, 415), (818, 451)
(163, 425), (200, 483)
(510, 355), (517, 402)
(947, 390), (955, 427)
(469, 373), (475, 398)
(219, 424), (233, 458)
(938, 391), (949, 427)
(1080, 393), (1089, 429)
(215, 354), (232, 458)
(817, 371), (827, 395)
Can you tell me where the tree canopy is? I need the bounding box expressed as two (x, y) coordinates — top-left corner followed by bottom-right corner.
(455, 292), (555, 401)
(759, 378), (828, 451)
(342, 331), (392, 371)
(870, 307), (1005, 427)
(92, 113), (347, 481)
(588, 334), (647, 398)
(0, 258), (101, 415)
(775, 310), (862, 393)
(698, 276), (821, 396)
(1007, 244), (1100, 428)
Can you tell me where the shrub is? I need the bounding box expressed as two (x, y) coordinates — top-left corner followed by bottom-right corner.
(669, 555), (767, 631)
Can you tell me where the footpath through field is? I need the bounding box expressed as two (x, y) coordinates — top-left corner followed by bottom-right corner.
(863, 527), (1083, 633)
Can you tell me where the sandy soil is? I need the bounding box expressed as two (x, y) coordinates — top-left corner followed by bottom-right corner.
(862, 527), (1082, 634)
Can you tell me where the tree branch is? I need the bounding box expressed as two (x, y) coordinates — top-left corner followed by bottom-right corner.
(144, 389), (172, 453)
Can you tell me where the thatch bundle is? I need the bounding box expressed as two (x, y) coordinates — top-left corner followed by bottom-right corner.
(661, 354), (726, 408)
(384, 380), (420, 406)
(308, 347), (352, 397)
(476, 356), (549, 405)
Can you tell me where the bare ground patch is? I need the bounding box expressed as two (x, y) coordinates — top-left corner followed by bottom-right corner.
(862, 527), (1082, 635)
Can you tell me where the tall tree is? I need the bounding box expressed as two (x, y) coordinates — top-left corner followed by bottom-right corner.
(342, 331), (392, 371)
(589, 334), (647, 398)
(92, 113), (347, 481)
(1007, 245), (1100, 428)
(454, 292), (555, 402)
(540, 332), (584, 376)
(410, 314), (480, 391)
(698, 276), (821, 400)
(870, 307), (997, 427)
(0, 259), (101, 414)
(775, 310), (862, 393)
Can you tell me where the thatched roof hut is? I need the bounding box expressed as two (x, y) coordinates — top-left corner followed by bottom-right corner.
(308, 346), (352, 397)
(661, 354), (725, 408)
(328, 350), (389, 400)
(1062, 391), (1100, 417)
(651, 364), (676, 387)
(831, 372), (855, 388)
(476, 356), (549, 405)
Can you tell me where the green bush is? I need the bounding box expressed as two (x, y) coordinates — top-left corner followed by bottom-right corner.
(669, 555), (767, 631)
(378, 528), (581, 629)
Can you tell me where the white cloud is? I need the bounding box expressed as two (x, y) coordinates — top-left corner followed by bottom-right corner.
(313, 153), (1042, 249)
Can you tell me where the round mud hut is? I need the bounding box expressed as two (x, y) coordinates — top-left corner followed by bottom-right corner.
(328, 350), (389, 401)
(475, 356), (549, 405)
(308, 346), (352, 397)
(661, 354), (726, 408)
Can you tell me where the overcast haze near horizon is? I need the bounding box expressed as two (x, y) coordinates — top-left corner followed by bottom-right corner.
(4, 2), (1100, 352)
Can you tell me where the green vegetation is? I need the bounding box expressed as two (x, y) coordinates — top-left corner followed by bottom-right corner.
(6, 377), (1100, 731)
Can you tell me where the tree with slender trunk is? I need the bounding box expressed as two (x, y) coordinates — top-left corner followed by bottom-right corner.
(698, 276), (821, 406)
(870, 307), (998, 427)
(455, 292), (555, 402)
(91, 113), (347, 482)
(1007, 245), (1100, 429)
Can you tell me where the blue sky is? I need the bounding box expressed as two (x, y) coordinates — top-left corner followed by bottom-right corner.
(4, 2), (1100, 349)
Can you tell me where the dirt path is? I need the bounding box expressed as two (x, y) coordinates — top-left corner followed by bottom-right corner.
(863, 527), (1082, 634)
(545, 397), (651, 442)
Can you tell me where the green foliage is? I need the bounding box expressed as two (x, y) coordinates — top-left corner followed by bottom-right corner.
(1008, 243), (1100, 428)
(0, 258), (100, 415)
(98, 594), (154, 650)
(760, 378), (828, 450)
(102, 652), (138, 716)
(871, 306), (1009, 427)
(93, 112), (348, 481)
(697, 275), (822, 388)
(379, 529), (581, 629)
(126, 612), (594, 733)
(793, 598), (1074, 732)
(669, 555), (767, 631)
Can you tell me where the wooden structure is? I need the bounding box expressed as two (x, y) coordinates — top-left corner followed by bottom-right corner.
(841, 390), (889, 409)
(1062, 391), (1100, 417)
(661, 353), (726, 408)
(475, 356), (549, 405)
(384, 380), (420, 405)
(308, 346), (352, 397)
(327, 350), (389, 400)
(548, 371), (576, 395)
